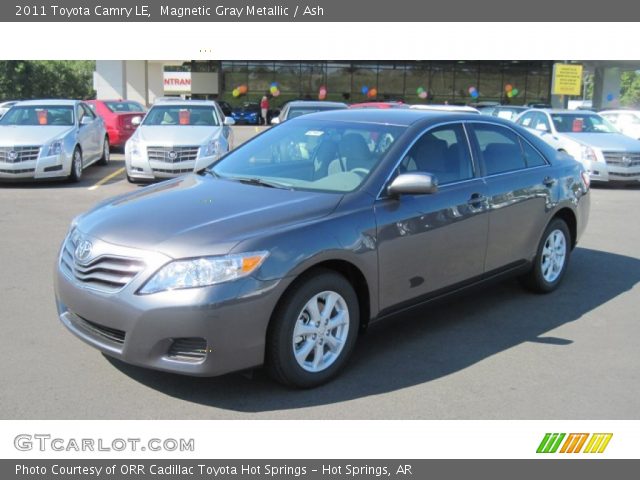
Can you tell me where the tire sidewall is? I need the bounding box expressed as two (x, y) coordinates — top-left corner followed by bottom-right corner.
(269, 271), (359, 388)
(69, 147), (82, 182)
(532, 219), (571, 292)
(100, 137), (110, 165)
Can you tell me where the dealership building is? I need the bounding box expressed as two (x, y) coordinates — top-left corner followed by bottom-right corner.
(94, 60), (637, 109)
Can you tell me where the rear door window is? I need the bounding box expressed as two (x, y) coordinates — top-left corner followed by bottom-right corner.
(472, 123), (527, 175)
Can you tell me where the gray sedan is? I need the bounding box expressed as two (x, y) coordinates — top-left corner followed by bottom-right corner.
(0, 99), (109, 181)
(55, 110), (590, 388)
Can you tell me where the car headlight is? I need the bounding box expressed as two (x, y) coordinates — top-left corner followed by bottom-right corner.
(47, 140), (63, 156)
(203, 139), (222, 158)
(138, 251), (269, 294)
(580, 145), (598, 163)
(127, 137), (142, 156)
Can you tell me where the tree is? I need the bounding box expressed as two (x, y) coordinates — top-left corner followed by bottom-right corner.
(0, 61), (95, 100)
(619, 71), (640, 107)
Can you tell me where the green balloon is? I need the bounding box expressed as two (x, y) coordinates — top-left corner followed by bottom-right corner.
(512, 88), (519, 96)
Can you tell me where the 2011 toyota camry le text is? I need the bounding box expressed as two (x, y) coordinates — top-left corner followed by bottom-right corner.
(54, 109), (590, 388)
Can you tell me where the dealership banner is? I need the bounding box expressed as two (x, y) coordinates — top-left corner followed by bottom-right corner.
(7, 0), (640, 21)
(3, 459), (639, 479)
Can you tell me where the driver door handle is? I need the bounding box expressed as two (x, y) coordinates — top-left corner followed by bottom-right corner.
(543, 176), (556, 187)
(467, 193), (488, 206)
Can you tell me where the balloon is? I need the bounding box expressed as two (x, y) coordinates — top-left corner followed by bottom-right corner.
(368, 88), (377, 98)
(505, 84), (513, 92)
(270, 85), (278, 94)
(270, 82), (278, 88)
(238, 85), (248, 95)
(318, 88), (327, 100)
(416, 86), (425, 94)
(511, 88), (519, 96)
(361, 86), (369, 95)
(506, 91), (514, 98)
(471, 91), (479, 99)
(606, 93), (614, 101)
(272, 89), (280, 97)
(418, 91), (428, 99)
(468, 86), (477, 95)
(232, 88), (240, 98)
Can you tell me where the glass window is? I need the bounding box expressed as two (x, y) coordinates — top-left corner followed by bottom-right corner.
(453, 62), (478, 103)
(0, 105), (74, 126)
(104, 101), (145, 113)
(520, 139), (547, 167)
(300, 63), (326, 98)
(142, 105), (220, 126)
(473, 123), (527, 175)
(516, 112), (536, 128)
(352, 63), (378, 100)
(405, 63), (430, 104)
(248, 63), (275, 96)
(478, 63), (503, 102)
(400, 124), (474, 185)
(550, 113), (617, 133)
(377, 63), (405, 100)
(429, 63), (455, 103)
(81, 104), (96, 119)
(274, 62), (300, 93)
(326, 63), (352, 101)
(211, 119), (407, 193)
(531, 112), (551, 132)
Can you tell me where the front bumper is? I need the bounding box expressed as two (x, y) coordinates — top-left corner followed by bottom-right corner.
(586, 160), (640, 183)
(126, 151), (217, 181)
(0, 152), (70, 180)
(54, 238), (289, 377)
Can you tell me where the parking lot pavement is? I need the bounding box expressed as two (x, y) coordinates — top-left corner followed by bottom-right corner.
(0, 145), (638, 419)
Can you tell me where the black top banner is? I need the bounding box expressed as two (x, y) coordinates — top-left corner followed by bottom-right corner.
(7, 0), (640, 21)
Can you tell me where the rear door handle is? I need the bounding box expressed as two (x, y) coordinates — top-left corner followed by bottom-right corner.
(543, 176), (556, 187)
(467, 193), (488, 205)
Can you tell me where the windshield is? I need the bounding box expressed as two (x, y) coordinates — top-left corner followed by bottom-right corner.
(550, 113), (618, 134)
(104, 101), (145, 113)
(211, 119), (406, 193)
(0, 105), (74, 126)
(287, 106), (346, 119)
(142, 105), (220, 126)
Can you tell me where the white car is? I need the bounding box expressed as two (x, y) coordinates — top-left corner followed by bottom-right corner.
(0, 99), (109, 182)
(599, 110), (640, 140)
(0, 100), (19, 118)
(125, 100), (235, 182)
(515, 109), (640, 183)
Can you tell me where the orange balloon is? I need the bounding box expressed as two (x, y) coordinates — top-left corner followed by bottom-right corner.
(504, 84), (513, 92)
(368, 88), (378, 98)
(238, 85), (248, 95)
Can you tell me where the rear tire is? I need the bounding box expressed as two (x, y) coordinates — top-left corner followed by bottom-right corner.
(98, 137), (110, 165)
(520, 218), (571, 293)
(68, 147), (83, 183)
(266, 269), (359, 388)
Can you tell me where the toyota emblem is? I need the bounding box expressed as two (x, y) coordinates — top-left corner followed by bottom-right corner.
(7, 150), (18, 162)
(74, 240), (93, 263)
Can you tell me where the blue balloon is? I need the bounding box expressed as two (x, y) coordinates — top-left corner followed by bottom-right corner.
(361, 86), (369, 95)
(606, 93), (614, 102)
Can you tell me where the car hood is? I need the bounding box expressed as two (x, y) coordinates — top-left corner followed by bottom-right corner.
(76, 174), (342, 258)
(135, 126), (222, 145)
(560, 132), (640, 150)
(0, 125), (73, 146)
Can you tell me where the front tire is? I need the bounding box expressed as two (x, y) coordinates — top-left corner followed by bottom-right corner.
(266, 269), (359, 388)
(98, 136), (110, 165)
(520, 218), (571, 293)
(68, 147), (83, 183)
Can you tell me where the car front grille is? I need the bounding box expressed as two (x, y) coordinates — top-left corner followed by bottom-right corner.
(60, 234), (145, 293)
(168, 337), (208, 362)
(609, 171), (640, 178)
(152, 167), (193, 175)
(0, 168), (35, 174)
(76, 315), (126, 345)
(0, 146), (41, 163)
(147, 146), (199, 163)
(602, 151), (640, 167)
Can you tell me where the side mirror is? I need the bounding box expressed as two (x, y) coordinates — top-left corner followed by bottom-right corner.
(80, 116), (93, 126)
(387, 172), (438, 197)
(131, 116), (142, 126)
(270, 117), (281, 125)
(223, 117), (235, 126)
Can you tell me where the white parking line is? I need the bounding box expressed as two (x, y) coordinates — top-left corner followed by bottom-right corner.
(88, 167), (125, 191)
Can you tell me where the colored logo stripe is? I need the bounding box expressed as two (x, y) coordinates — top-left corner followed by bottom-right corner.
(537, 433), (566, 453)
(537, 433), (613, 453)
(583, 433), (613, 453)
(560, 433), (589, 453)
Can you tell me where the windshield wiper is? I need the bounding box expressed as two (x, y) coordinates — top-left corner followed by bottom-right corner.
(197, 168), (218, 178)
(229, 176), (292, 189)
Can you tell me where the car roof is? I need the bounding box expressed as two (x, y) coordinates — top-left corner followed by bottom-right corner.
(15, 99), (79, 106)
(534, 109), (600, 114)
(295, 108), (485, 126)
(286, 101), (347, 108)
(410, 104), (480, 113)
(599, 109), (640, 114)
(152, 99), (216, 107)
(349, 102), (408, 109)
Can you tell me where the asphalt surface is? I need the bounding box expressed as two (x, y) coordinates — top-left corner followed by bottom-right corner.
(1, 125), (639, 419)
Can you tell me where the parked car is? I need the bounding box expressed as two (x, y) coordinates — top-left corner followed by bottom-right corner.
(217, 100), (233, 117)
(271, 101), (348, 124)
(0, 100), (19, 118)
(0, 99), (109, 182)
(56, 109), (589, 387)
(599, 110), (640, 140)
(410, 104), (480, 114)
(124, 100), (235, 183)
(487, 105), (528, 121)
(230, 102), (262, 125)
(86, 99), (145, 149)
(515, 109), (640, 183)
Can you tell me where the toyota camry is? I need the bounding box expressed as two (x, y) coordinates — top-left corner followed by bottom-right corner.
(55, 109), (590, 388)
